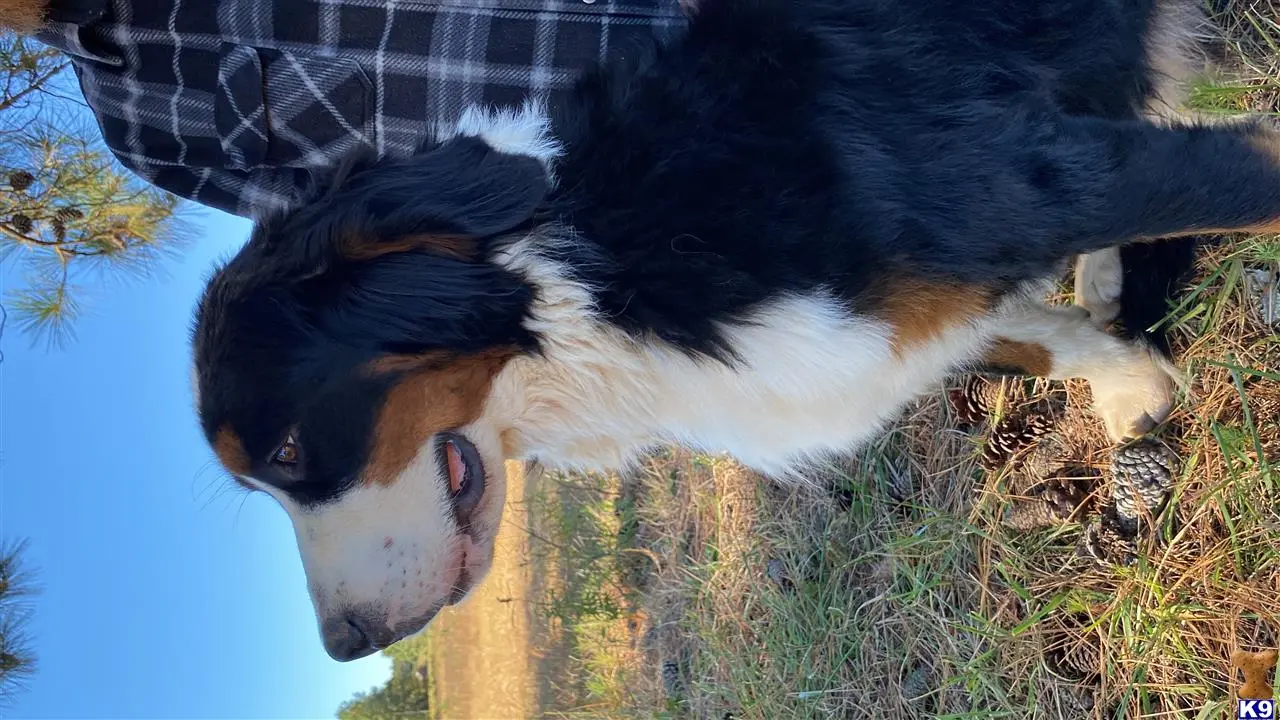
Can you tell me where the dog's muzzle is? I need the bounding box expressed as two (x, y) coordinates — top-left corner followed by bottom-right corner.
(321, 605), (442, 662)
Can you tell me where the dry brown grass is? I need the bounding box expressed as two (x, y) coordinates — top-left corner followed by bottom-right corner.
(1194, 1), (1280, 114)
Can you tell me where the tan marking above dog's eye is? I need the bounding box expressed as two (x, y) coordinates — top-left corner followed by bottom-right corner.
(272, 435), (300, 466)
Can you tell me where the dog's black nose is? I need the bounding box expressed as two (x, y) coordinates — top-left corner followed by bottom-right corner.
(321, 613), (378, 662)
(321, 606), (445, 661)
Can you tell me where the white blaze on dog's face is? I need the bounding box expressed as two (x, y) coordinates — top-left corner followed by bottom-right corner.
(191, 135), (548, 661)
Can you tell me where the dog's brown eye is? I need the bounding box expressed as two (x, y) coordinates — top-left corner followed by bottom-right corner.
(272, 436), (300, 466)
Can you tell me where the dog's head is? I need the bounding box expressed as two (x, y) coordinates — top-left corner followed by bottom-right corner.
(193, 136), (547, 661)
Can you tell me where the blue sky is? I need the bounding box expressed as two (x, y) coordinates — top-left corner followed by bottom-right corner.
(0, 209), (393, 718)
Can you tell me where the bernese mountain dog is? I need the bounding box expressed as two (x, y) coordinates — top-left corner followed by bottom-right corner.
(192, 0), (1280, 661)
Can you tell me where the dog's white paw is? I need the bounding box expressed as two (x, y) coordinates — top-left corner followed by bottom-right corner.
(1088, 348), (1178, 442)
(1074, 248), (1124, 328)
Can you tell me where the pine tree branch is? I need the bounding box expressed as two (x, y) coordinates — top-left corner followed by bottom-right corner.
(0, 222), (39, 246)
(0, 62), (69, 113)
(0, 112), (41, 136)
(0, 221), (154, 260)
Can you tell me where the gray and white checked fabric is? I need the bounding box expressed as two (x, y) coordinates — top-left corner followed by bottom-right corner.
(37, 0), (688, 217)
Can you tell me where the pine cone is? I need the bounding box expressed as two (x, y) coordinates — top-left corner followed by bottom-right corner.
(1111, 439), (1177, 536)
(1002, 468), (1099, 531)
(7, 170), (35, 192)
(1043, 612), (1103, 684)
(1044, 622), (1103, 683)
(9, 213), (33, 234)
(982, 411), (1054, 470)
(948, 376), (1001, 428)
(54, 207), (84, 222)
(1077, 508), (1137, 568)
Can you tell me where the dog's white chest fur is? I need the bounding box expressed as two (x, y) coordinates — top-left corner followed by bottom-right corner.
(486, 242), (998, 476)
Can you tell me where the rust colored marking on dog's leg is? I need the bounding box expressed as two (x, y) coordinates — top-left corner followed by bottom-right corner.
(874, 279), (993, 353)
(980, 338), (1054, 377)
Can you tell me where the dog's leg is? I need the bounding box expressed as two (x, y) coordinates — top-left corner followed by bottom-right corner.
(981, 303), (1180, 442)
(1053, 118), (1280, 248)
(1074, 247), (1124, 328)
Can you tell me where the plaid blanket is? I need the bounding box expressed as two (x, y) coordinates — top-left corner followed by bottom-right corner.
(38, 0), (687, 217)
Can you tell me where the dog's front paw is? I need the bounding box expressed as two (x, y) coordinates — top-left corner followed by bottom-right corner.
(1088, 348), (1178, 442)
(1074, 248), (1124, 328)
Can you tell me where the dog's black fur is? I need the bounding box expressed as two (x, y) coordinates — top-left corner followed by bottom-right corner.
(541, 0), (1277, 360)
(1117, 237), (1203, 354)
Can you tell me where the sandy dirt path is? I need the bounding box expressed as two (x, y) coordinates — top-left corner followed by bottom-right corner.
(428, 462), (540, 719)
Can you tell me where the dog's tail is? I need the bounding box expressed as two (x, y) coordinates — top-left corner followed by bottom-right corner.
(1, 0), (50, 34)
(1114, 236), (1204, 356)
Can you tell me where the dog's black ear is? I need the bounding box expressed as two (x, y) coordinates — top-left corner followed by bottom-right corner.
(304, 249), (540, 357)
(288, 135), (550, 252)
(246, 135), (547, 357)
(347, 135), (549, 239)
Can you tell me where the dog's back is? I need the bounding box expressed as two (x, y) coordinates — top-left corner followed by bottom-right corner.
(548, 0), (1209, 357)
(800, 0), (1169, 116)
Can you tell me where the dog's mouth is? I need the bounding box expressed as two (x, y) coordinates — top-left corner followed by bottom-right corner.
(447, 567), (473, 605)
